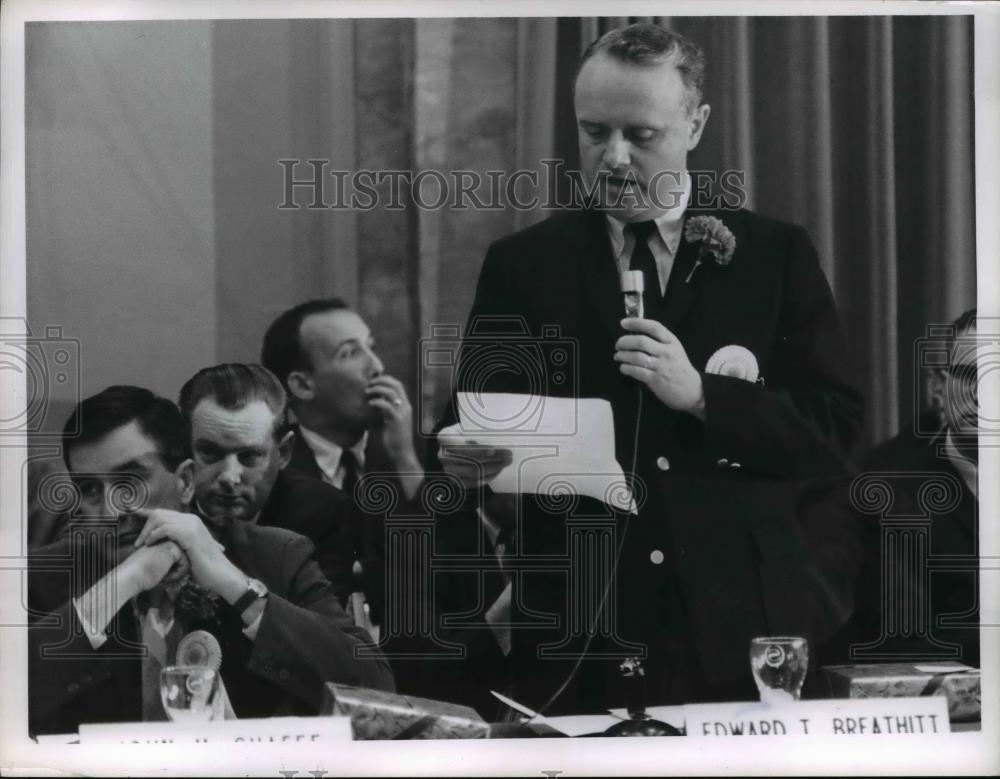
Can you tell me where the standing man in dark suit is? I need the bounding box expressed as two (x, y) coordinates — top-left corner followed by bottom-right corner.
(177, 363), (357, 605)
(261, 300), (425, 627)
(29, 386), (393, 735)
(437, 23), (864, 714)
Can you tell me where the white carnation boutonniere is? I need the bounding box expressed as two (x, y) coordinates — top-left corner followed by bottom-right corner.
(682, 215), (736, 283)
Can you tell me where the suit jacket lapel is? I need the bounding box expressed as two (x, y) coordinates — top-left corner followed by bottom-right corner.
(659, 213), (710, 331)
(289, 426), (324, 481)
(927, 434), (979, 544)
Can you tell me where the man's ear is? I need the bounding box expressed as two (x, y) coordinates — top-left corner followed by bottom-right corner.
(175, 458), (197, 505)
(287, 370), (314, 403)
(276, 429), (295, 470)
(686, 102), (711, 151)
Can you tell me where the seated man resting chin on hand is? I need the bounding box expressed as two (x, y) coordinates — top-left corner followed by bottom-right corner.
(28, 385), (393, 736)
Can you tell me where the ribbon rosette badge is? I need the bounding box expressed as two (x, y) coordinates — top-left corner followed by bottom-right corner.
(705, 345), (760, 383)
(682, 215), (736, 283)
(177, 630), (223, 671)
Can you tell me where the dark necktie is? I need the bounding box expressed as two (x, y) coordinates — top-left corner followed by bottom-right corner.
(340, 449), (360, 500)
(626, 220), (661, 308)
(339, 449), (365, 571)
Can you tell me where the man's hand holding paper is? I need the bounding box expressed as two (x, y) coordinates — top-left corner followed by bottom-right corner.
(437, 392), (635, 513)
(436, 427), (514, 489)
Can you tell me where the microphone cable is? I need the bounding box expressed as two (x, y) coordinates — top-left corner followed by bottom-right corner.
(528, 381), (645, 720)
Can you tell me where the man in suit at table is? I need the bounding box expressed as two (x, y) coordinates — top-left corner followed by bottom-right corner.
(28, 386), (393, 735)
(827, 308), (980, 667)
(261, 299), (425, 627)
(436, 23), (864, 714)
(177, 363), (357, 605)
(261, 301), (521, 715)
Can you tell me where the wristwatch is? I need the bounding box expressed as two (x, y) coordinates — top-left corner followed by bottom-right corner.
(232, 578), (268, 617)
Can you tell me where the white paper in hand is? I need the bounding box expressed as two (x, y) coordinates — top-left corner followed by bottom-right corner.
(453, 392), (635, 513)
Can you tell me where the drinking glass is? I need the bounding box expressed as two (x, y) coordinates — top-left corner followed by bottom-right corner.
(749, 636), (808, 703)
(159, 665), (218, 723)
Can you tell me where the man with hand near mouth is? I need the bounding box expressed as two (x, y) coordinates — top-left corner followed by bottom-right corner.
(178, 363), (357, 605)
(261, 299), (425, 627)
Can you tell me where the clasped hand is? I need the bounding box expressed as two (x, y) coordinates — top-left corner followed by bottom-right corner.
(614, 318), (706, 419)
(131, 509), (234, 596)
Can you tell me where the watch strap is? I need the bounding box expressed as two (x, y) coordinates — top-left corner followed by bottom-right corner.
(232, 580), (266, 615)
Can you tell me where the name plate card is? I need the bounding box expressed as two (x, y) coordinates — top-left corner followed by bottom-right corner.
(685, 697), (950, 736)
(77, 716), (352, 744)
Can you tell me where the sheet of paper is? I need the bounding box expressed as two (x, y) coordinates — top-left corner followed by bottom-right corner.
(913, 663), (975, 674)
(540, 714), (626, 737)
(449, 392), (635, 513)
(33, 733), (80, 745)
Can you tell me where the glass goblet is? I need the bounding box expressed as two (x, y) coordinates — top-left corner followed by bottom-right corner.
(159, 665), (218, 723)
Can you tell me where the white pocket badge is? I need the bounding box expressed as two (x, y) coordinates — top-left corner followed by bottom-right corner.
(705, 345), (760, 383)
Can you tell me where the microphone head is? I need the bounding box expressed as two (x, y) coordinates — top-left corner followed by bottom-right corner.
(176, 629), (222, 672)
(620, 271), (645, 319)
(620, 270), (645, 294)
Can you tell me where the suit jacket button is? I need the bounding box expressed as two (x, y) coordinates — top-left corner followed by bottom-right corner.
(716, 458), (729, 467)
(649, 550), (664, 565)
(278, 669), (290, 681)
(656, 456), (670, 471)
(731, 462), (742, 469)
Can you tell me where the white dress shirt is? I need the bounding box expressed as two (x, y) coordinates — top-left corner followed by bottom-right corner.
(298, 426), (369, 489)
(605, 171), (691, 295)
(74, 591), (264, 649)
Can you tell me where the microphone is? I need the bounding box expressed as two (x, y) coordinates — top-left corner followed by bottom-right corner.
(620, 270), (645, 319)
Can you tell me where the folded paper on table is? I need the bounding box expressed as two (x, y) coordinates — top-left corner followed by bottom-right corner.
(822, 662), (981, 722)
(539, 714), (626, 737)
(33, 733), (79, 745)
(322, 683), (490, 740)
(451, 392), (635, 513)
